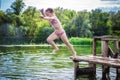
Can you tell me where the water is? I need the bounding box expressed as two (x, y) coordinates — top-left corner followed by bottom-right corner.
(0, 45), (118, 80)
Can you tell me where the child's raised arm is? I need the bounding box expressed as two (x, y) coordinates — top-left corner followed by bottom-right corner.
(40, 8), (45, 17)
(40, 16), (55, 20)
(40, 8), (55, 20)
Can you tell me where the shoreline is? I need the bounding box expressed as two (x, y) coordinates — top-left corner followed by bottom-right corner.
(0, 44), (92, 47)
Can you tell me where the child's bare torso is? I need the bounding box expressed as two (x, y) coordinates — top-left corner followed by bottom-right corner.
(49, 17), (64, 32)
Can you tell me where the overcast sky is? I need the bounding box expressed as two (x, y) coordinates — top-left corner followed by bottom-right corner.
(1, 0), (120, 11)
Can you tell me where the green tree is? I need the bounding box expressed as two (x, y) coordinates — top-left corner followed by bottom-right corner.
(55, 7), (77, 27)
(90, 9), (110, 36)
(0, 10), (5, 25)
(65, 11), (92, 37)
(22, 7), (38, 37)
(11, 0), (25, 15)
(34, 27), (53, 43)
(111, 11), (120, 36)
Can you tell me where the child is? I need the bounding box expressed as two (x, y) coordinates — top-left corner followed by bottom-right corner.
(40, 8), (77, 58)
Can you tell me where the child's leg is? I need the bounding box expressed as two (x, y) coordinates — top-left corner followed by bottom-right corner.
(47, 32), (59, 53)
(60, 33), (77, 57)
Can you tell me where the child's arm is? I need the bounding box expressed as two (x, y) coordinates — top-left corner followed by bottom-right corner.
(40, 16), (55, 20)
(40, 8), (55, 20)
(42, 16), (55, 20)
(40, 8), (45, 17)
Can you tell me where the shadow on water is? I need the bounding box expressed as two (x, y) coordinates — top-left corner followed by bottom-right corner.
(75, 74), (96, 80)
(75, 67), (120, 80)
(0, 45), (118, 80)
(75, 74), (120, 80)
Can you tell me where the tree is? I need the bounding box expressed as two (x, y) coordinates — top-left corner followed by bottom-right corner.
(11, 0), (25, 15)
(110, 11), (120, 36)
(55, 7), (77, 27)
(34, 27), (53, 43)
(90, 9), (110, 36)
(65, 11), (92, 37)
(0, 10), (5, 25)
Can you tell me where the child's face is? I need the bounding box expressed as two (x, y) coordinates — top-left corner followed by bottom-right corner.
(45, 11), (52, 17)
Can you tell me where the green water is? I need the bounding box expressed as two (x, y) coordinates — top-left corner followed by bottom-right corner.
(0, 45), (117, 80)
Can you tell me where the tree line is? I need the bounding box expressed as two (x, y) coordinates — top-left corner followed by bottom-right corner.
(0, 0), (120, 44)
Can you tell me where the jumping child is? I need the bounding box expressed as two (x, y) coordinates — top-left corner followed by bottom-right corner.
(40, 8), (77, 58)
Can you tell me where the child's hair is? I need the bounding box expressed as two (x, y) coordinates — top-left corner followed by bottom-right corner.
(45, 8), (54, 13)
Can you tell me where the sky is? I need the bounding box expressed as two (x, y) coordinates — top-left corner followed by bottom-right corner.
(0, 0), (120, 12)
(0, 0), (15, 11)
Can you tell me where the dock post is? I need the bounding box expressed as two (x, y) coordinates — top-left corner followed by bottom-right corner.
(90, 37), (97, 73)
(116, 64), (120, 77)
(101, 40), (110, 79)
(93, 37), (97, 56)
(74, 61), (79, 78)
(114, 40), (120, 77)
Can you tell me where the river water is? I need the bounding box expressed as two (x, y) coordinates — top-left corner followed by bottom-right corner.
(0, 46), (117, 80)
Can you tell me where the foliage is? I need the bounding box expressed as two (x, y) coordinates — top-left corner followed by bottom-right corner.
(11, 0), (25, 15)
(22, 6), (40, 37)
(0, 11), (5, 25)
(0, 0), (120, 44)
(110, 11), (120, 36)
(69, 37), (93, 45)
(34, 27), (53, 43)
(89, 9), (110, 36)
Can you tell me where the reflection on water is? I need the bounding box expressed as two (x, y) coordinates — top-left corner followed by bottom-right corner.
(0, 46), (117, 80)
(0, 46), (74, 80)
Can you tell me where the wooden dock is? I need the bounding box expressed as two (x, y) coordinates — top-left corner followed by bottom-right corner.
(70, 56), (120, 68)
(70, 36), (120, 79)
(70, 55), (120, 79)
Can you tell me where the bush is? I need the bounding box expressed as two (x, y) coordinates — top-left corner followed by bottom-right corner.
(69, 37), (93, 45)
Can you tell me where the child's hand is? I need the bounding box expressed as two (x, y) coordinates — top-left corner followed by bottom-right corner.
(40, 8), (45, 17)
(40, 8), (44, 13)
(40, 15), (44, 19)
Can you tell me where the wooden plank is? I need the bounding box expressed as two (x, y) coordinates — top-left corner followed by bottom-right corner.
(70, 56), (120, 68)
(101, 36), (118, 41)
(93, 36), (118, 41)
(93, 36), (101, 40)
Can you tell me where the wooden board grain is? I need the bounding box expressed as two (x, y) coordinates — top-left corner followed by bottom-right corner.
(70, 56), (120, 68)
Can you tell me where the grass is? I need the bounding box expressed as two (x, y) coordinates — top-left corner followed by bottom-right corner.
(69, 37), (93, 45)
(69, 37), (101, 46)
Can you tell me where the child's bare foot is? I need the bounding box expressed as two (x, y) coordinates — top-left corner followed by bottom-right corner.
(52, 48), (59, 54)
(72, 52), (77, 58)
